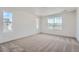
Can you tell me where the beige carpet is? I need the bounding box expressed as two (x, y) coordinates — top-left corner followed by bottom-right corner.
(0, 33), (79, 52)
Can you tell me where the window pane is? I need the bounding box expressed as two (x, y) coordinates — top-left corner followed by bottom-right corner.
(48, 17), (55, 29)
(48, 16), (62, 30)
(3, 12), (12, 22)
(3, 12), (13, 32)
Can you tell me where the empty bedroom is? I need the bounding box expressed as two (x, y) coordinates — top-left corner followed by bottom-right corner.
(0, 7), (79, 52)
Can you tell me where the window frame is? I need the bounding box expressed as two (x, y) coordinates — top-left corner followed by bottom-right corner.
(3, 12), (13, 32)
(48, 16), (63, 30)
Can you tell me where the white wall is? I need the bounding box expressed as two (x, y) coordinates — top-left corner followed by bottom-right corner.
(0, 8), (39, 43)
(76, 8), (79, 41)
(0, 7), (77, 43)
(40, 11), (76, 37)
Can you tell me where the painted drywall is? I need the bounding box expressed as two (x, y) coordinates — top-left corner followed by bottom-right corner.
(76, 8), (79, 41)
(40, 11), (76, 37)
(0, 8), (39, 43)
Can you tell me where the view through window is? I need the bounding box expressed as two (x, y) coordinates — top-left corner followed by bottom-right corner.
(3, 12), (13, 32)
(48, 16), (62, 30)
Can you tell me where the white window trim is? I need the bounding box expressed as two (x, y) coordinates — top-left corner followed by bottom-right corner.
(48, 16), (63, 30)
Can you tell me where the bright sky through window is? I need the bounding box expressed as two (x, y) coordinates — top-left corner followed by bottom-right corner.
(3, 12), (12, 22)
(3, 12), (13, 32)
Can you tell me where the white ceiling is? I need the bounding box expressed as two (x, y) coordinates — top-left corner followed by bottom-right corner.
(24, 7), (77, 16)
(2, 7), (77, 16)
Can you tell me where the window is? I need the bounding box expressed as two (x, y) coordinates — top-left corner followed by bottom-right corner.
(48, 16), (62, 30)
(3, 12), (13, 32)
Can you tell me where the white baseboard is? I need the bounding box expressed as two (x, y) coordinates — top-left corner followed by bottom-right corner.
(0, 32), (39, 44)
